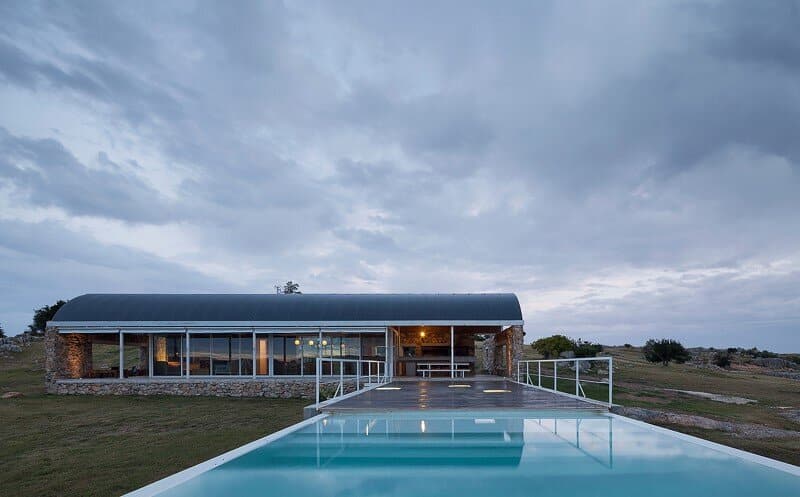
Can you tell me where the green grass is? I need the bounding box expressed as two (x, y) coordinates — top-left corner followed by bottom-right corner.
(520, 344), (800, 464)
(0, 342), (307, 497)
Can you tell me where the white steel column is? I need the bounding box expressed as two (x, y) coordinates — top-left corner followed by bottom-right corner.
(118, 330), (124, 379)
(148, 334), (154, 378)
(450, 325), (454, 379)
(251, 330), (256, 378)
(185, 329), (190, 377)
(384, 327), (390, 380)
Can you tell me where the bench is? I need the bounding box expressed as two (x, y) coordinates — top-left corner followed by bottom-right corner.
(417, 362), (470, 378)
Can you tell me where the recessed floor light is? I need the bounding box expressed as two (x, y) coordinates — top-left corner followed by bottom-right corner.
(448, 384), (471, 388)
(375, 387), (401, 390)
(483, 389), (511, 393)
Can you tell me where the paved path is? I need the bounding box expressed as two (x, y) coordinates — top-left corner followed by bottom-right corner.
(323, 379), (601, 412)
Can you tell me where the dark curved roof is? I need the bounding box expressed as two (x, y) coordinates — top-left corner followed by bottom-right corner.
(50, 293), (523, 326)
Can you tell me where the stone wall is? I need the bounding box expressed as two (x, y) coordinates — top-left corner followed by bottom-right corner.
(51, 378), (356, 399)
(482, 325), (524, 378)
(45, 329), (93, 391)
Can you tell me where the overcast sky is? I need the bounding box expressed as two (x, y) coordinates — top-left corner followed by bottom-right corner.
(1, 1), (799, 351)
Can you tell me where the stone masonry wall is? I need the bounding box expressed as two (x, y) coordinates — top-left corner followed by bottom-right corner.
(45, 329), (92, 391)
(51, 378), (355, 399)
(482, 325), (524, 378)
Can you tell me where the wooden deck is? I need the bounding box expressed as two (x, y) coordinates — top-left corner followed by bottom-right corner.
(322, 378), (602, 412)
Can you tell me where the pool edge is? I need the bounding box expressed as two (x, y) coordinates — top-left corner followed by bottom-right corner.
(121, 413), (329, 497)
(608, 413), (800, 477)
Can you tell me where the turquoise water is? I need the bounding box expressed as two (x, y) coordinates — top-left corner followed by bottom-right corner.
(154, 410), (800, 497)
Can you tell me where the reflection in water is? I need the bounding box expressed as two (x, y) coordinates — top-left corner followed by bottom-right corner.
(160, 411), (800, 497)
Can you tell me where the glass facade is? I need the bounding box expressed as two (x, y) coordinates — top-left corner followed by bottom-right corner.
(120, 330), (387, 378)
(153, 334), (183, 376)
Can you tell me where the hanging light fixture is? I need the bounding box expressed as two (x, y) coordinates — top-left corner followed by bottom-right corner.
(321, 339), (328, 346)
(294, 338), (301, 346)
(308, 339), (315, 346)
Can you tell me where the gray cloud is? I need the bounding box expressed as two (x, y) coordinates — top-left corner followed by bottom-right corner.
(0, 1), (798, 350)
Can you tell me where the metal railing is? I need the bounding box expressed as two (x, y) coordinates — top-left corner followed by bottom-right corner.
(517, 357), (613, 407)
(315, 358), (387, 405)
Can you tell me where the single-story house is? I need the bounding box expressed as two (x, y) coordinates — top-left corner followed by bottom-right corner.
(45, 293), (524, 398)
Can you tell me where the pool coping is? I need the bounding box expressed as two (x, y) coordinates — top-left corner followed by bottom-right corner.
(121, 413), (329, 497)
(122, 409), (800, 496)
(609, 413), (800, 477)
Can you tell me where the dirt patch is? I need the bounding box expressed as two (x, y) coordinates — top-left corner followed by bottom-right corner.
(612, 406), (800, 439)
(665, 389), (757, 405)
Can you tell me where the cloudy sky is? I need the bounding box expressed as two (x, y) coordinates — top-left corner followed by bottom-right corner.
(1, 1), (798, 351)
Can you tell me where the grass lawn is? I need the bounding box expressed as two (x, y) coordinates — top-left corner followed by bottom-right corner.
(0, 342), (307, 497)
(520, 344), (800, 465)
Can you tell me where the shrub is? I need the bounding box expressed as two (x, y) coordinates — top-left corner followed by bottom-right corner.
(623, 343), (632, 348)
(574, 340), (603, 358)
(727, 347), (738, 354)
(531, 334), (575, 359)
(714, 352), (731, 368)
(643, 339), (691, 366)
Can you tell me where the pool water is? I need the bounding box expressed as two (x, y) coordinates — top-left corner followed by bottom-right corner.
(142, 410), (800, 497)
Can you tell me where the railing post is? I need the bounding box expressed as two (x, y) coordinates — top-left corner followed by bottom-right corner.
(575, 359), (580, 396)
(316, 358), (321, 405)
(608, 357), (613, 407)
(339, 360), (343, 397)
(526, 362), (530, 385)
(356, 360), (360, 390)
(554, 362), (558, 392)
(517, 361), (520, 382)
(538, 361), (541, 387)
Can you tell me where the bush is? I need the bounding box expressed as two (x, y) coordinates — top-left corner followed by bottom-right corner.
(623, 343), (632, 348)
(714, 352), (731, 368)
(531, 334), (575, 359)
(726, 347), (738, 354)
(574, 340), (603, 358)
(643, 339), (691, 366)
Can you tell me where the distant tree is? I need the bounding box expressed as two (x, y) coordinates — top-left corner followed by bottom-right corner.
(281, 281), (301, 294)
(28, 300), (67, 335)
(714, 352), (731, 368)
(0, 323), (5, 338)
(726, 347), (738, 354)
(574, 340), (603, 358)
(623, 343), (633, 348)
(643, 339), (691, 366)
(532, 334), (575, 359)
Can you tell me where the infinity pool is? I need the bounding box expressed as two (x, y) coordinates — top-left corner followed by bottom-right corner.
(127, 410), (800, 497)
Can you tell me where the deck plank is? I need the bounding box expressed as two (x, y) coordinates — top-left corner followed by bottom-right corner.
(323, 379), (601, 411)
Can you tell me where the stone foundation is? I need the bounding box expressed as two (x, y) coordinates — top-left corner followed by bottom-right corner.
(482, 325), (524, 378)
(50, 378), (355, 399)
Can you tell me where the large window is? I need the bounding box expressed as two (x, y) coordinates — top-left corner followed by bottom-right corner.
(189, 333), (252, 376)
(153, 334), (183, 376)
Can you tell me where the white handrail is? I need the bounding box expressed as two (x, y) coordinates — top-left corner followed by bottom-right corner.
(315, 358), (387, 405)
(517, 356), (613, 407)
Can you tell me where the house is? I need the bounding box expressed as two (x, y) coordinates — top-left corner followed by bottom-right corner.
(45, 293), (524, 397)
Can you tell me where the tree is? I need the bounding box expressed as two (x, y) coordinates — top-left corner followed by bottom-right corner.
(0, 323), (5, 338)
(531, 334), (575, 359)
(28, 300), (67, 335)
(714, 352), (731, 368)
(281, 281), (301, 294)
(574, 340), (603, 358)
(643, 338), (691, 366)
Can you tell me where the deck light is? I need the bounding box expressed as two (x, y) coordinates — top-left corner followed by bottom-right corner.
(321, 340), (328, 346)
(376, 386), (401, 391)
(448, 384), (471, 388)
(294, 338), (301, 346)
(420, 420), (426, 433)
(308, 339), (315, 346)
(482, 389), (511, 393)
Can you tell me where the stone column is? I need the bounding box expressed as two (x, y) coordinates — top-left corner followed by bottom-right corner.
(44, 328), (66, 392)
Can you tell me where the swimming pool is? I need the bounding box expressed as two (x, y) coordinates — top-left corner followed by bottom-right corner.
(126, 410), (800, 497)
